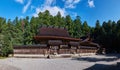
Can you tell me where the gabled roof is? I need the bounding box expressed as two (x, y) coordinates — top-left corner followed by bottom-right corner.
(80, 36), (100, 48)
(38, 26), (69, 37)
(34, 26), (81, 41)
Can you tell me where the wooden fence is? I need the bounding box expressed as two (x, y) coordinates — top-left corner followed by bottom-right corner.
(14, 45), (98, 55)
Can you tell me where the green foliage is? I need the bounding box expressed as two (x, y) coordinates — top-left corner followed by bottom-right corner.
(73, 16), (82, 38)
(0, 33), (13, 57)
(82, 21), (90, 35)
(92, 20), (120, 53)
(1, 42), (13, 57)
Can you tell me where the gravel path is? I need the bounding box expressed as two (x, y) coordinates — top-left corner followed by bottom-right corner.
(0, 55), (120, 70)
(0, 63), (21, 70)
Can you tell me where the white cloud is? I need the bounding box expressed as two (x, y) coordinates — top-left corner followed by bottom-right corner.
(74, 0), (81, 4)
(63, 0), (80, 8)
(20, 16), (24, 18)
(33, 0), (66, 17)
(88, 0), (95, 8)
(15, 0), (24, 4)
(31, 5), (35, 10)
(72, 12), (77, 17)
(44, 0), (56, 6)
(33, 6), (66, 17)
(22, 0), (31, 13)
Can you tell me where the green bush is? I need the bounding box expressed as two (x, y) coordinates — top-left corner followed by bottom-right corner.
(0, 34), (13, 57)
(1, 45), (13, 57)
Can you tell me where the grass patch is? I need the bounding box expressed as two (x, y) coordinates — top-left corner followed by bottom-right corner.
(0, 56), (6, 59)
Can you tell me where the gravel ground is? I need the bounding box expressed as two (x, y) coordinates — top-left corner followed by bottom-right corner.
(0, 54), (120, 70)
(0, 63), (20, 70)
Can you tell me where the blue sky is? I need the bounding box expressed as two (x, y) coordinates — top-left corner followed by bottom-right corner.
(0, 0), (120, 26)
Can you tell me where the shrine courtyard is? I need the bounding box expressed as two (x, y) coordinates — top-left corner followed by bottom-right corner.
(0, 54), (120, 70)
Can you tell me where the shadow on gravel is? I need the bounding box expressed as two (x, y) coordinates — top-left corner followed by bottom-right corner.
(72, 54), (120, 62)
(72, 54), (120, 70)
(84, 63), (120, 70)
(72, 57), (118, 62)
(104, 54), (120, 58)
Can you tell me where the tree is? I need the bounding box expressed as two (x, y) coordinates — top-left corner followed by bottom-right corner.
(93, 20), (101, 43)
(82, 21), (90, 35)
(0, 19), (13, 56)
(65, 15), (74, 37)
(73, 16), (82, 38)
(0, 34), (13, 57)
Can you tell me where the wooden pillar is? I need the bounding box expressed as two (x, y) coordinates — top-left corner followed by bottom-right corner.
(48, 45), (51, 54)
(57, 46), (60, 54)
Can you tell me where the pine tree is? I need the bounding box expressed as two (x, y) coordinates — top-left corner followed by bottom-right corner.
(82, 21), (90, 36)
(73, 16), (82, 38)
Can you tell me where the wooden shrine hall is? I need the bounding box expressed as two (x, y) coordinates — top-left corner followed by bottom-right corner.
(13, 26), (100, 57)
